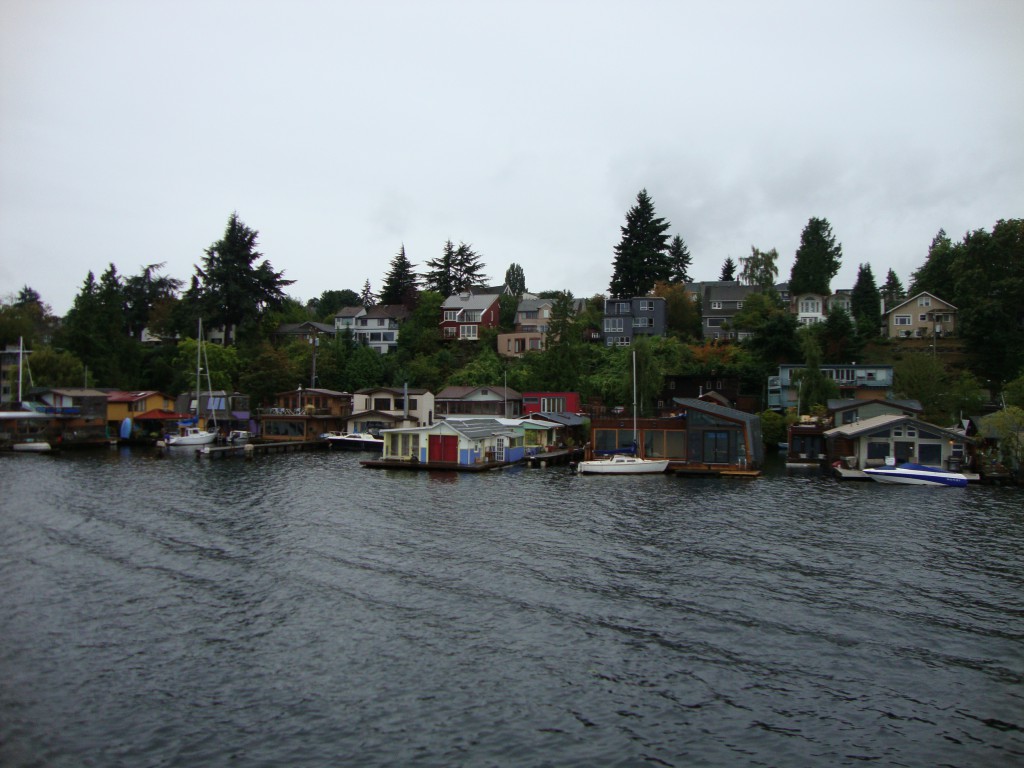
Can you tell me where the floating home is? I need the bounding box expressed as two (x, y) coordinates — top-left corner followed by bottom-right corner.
(366, 417), (527, 470)
(589, 398), (764, 476)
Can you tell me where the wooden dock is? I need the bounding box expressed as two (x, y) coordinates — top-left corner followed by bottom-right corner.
(671, 465), (762, 479)
(525, 448), (584, 468)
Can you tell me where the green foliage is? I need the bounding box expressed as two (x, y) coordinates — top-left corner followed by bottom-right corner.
(1004, 374), (1024, 409)
(790, 217), (842, 295)
(239, 343), (300, 408)
(654, 281), (701, 340)
(307, 289), (359, 321)
(792, 331), (839, 412)
(816, 305), (863, 363)
(893, 352), (952, 423)
(909, 229), (958, 299)
(739, 246), (779, 289)
(422, 241), (487, 295)
(758, 408), (787, 448)
(952, 219), (1024, 385)
(21, 346), (86, 388)
(498, 294), (518, 330)
(122, 263), (182, 342)
(719, 257), (737, 281)
(850, 263), (881, 339)
(171, 336), (242, 394)
(666, 235), (692, 284)
(192, 212), (294, 344)
(734, 292), (801, 368)
(880, 268), (905, 309)
(379, 245), (419, 306)
(609, 189), (672, 297)
(504, 263), (527, 296)
(985, 406), (1024, 470)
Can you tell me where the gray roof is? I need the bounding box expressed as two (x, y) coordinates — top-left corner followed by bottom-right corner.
(444, 418), (518, 439)
(827, 398), (922, 412)
(824, 414), (962, 440)
(441, 291), (502, 311)
(526, 412), (586, 427)
(672, 397), (758, 424)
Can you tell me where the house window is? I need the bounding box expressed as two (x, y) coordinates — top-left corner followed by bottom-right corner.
(632, 317), (653, 328)
(918, 296), (931, 307)
(529, 338), (542, 350)
(920, 314), (928, 322)
(604, 318), (624, 332)
(616, 302), (630, 314)
(444, 310), (458, 321)
(895, 315), (911, 326)
(706, 318), (723, 327)
(639, 300), (654, 311)
(711, 301), (722, 309)
(541, 396), (567, 411)
(463, 310), (482, 323)
(799, 298), (821, 314)
(444, 326), (456, 337)
(459, 325), (478, 339)
(736, 301), (743, 309)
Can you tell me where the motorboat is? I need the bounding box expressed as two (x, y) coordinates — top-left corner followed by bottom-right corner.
(226, 430), (254, 445)
(863, 462), (968, 487)
(322, 431), (384, 451)
(577, 453), (669, 475)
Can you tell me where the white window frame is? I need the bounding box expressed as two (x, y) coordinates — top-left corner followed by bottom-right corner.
(604, 318), (624, 332)
(459, 324), (478, 339)
(894, 315), (911, 326)
(444, 310), (458, 321)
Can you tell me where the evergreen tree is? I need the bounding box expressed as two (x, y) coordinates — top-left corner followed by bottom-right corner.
(739, 246), (779, 289)
(790, 217), (842, 295)
(880, 268), (905, 310)
(793, 330), (839, 413)
(307, 289), (360, 321)
(909, 229), (958, 300)
(360, 279), (377, 307)
(504, 263), (527, 296)
(850, 263), (882, 339)
(952, 219), (1024, 385)
(609, 189), (672, 297)
(194, 212), (294, 345)
(666, 235), (692, 283)
(122, 263), (181, 342)
(379, 244), (419, 306)
(423, 240), (487, 296)
(719, 257), (737, 281)
(817, 305), (863, 363)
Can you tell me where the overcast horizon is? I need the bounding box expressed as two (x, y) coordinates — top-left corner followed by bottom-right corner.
(2, 0), (1022, 316)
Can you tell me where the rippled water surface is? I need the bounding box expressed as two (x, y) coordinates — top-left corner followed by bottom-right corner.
(1, 449), (1022, 767)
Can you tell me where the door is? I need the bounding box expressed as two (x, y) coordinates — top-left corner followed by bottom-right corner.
(429, 434), (458, 463)
(495, 437), (505, 462)
(703, 430), (730, 464)
(895, 441), (914, 464)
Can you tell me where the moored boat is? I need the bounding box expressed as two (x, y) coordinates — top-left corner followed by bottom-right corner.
(577, 454), (669, 474)
(322, 431), (384, 451)
(863, 462), (968, 487)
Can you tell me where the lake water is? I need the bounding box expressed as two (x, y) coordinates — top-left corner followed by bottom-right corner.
(1, 448), (1021, 767)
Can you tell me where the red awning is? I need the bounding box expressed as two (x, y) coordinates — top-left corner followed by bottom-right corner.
(134, 410), (192, 420)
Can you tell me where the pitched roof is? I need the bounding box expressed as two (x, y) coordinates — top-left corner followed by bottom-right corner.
(334, 306), (366, 318)
(884, 291), (958, 315)
(107, 390), (167, 403)
(672, 397), (758, 424)
(824, 413), (962, 440)
(435, 385), (522, 400)
(441, 291), (502, 311)
(363, 304), (411, 320)
(827, 397), (922, 413)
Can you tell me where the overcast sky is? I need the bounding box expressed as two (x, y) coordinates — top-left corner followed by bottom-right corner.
(2, 0), (1022, 316)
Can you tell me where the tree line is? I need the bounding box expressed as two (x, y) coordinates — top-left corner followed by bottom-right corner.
(2, 200), (1022, 429)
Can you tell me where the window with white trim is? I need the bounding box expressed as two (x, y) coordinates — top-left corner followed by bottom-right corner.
(604, 318), (624, 332)
(894, 315), (911, 326)
(459, 325), (478, 339)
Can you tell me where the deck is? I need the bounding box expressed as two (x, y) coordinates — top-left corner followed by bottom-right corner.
(360, 458), (514, 472)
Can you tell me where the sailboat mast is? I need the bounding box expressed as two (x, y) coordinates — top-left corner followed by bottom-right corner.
(632, 349), (637, 443)
(18, 336), (24, 402)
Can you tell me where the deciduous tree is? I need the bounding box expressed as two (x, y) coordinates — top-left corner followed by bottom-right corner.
(739, 246), (779, 289)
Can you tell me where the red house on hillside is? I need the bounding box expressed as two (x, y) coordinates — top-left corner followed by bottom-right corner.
(521, 392), (581, 415)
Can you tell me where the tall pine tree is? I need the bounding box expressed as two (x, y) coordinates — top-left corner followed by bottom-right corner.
(609, 189), (671, 297)
(666, 235), (692, 283)
(790, 217), (842, 295)
(880, 268), (905, 310)
(422, 240), (487, 296)
(379, 244), (419, 306)
(850, 263), (882, 339)
(719, 257), (737, 281)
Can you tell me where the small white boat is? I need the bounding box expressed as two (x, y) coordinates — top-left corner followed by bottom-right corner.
(166, 426), (217, 447)
(226, 430), (254, 445)
(863, 462), (968, 487)
(12, 440), (52, 453)
(322, 431), (384, 451)
(577, 454), (669, 475)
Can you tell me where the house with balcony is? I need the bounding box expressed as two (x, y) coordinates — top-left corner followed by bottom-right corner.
(352, 304), (410, 354)
(347, 386), (434, 435)
(601, 296), (666, 346)
(259, 387), (351, 442)
(884, 292), (958, 339)
(435, 385), (522, 418)
(767, 364), (895, 412)
(440, 290), (502, 341)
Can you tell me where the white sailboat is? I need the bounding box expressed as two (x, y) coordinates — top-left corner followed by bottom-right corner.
(166, 320), (218, 447)
(577, 350), (669, 475)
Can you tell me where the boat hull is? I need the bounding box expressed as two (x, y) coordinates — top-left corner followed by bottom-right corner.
(577, 455), (669, 474)
(325, 434), (383, 451)
(166, 429), (217, 447)
(863, 463), (967, 487)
